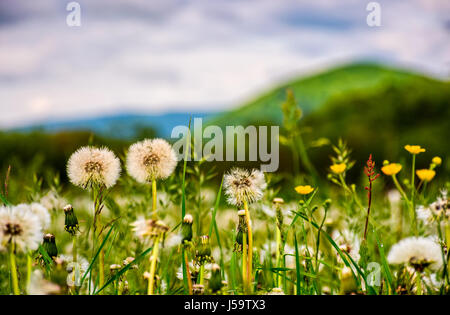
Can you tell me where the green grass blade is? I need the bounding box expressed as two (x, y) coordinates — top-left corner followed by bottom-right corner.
(94, 245), (154, 294)
(208, 175), (223, 237)
(293, 234), (301, 295)
(180, 118), (191, 294)
(79, 223), (117, 291)
(373, 228), (395, 294)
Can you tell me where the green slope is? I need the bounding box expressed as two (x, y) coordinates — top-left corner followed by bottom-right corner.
(208, 62), (432, 126)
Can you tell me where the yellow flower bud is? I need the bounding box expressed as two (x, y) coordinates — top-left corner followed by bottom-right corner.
(432, 156), (442, 166)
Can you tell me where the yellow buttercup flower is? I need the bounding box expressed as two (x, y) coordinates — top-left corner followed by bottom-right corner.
(381, 163), (402, 176)
(416, 169), (435, 182)
(330, 163), (346, 174)
(404, 145), (425, 155)
(295, 185), (314, 195)
(432, 156), (442, 166)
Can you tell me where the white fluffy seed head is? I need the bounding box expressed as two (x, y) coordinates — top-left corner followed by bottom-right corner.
(126, 138), (178, 183)
(0, 205), (44, 253)
(19, 203), (51, 230)
(224, 168), (266, 206)
(387, 236), (443, 271)
(67, 146), (121, 189)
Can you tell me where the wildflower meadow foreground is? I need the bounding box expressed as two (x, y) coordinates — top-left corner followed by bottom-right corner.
(0, 134), (448, 296)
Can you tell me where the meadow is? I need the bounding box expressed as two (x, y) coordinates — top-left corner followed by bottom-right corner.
(0, 82), (449, 296)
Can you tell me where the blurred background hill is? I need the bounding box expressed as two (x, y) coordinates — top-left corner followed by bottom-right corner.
(1, 62), (448, 184)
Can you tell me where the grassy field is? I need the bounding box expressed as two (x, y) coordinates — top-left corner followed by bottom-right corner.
(0, 66), (448, 296)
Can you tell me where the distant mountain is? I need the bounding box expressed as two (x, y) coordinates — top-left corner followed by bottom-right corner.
(14, 62), (446, 139)
(209, 62), (438, 126)
(17, 112), (213, 138)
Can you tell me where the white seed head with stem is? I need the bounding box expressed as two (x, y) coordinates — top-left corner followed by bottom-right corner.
(224, 168), (267, 206)
(126, 138), (178, 183)
(67, 146), (121, 189)
(0, 205), (44, 252)
(387, 236), (443, 271)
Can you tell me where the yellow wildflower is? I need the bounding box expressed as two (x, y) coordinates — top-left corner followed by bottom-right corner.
(432, 156), (442, 166)
(404, 145), (425, 155)
(330, 163), (346, 174)
(295, 185), (314, 195)
(416, 169), (436, 182)
(381, 163), (402, 176)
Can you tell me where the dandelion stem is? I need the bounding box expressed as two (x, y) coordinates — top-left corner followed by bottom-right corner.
(199, 264), (205, 286)
(148, 234), (161, 295)
(152, 179), (157, 220)
(415, 272), (422, 295)
(243, 200), (253, 293)
(184, 250), (193, 294)
(73, 235), (78, 264)
(242, 232), (248, 292)
(99, 246), (105, 292)
(9, 242), (20, 295)
(275, 225), (282, 287)
(26, 252), (32, 292)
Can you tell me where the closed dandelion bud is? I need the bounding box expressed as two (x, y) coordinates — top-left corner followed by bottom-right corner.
(43, 234), (58, 258)
(209, 263), (223, 293)
(235, 210), (247, 250)
(181, 214), (193, 244)
(63, 204), (79, 236)
(196, 235), (212, 264)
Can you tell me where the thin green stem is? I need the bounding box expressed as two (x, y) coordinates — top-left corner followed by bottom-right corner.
(148, 234), (161, 295)
(199, 264), (205, 286)
(410, 155), (418, 235)
(243, 200), (253, 293)
(184, 250), (193, 294)
(242, 232), (248, 293)
(152, 179), (157, 220)
(275, 225), (282, 287)
(26, 252), (32, 292)
(9, 243), (20, 295)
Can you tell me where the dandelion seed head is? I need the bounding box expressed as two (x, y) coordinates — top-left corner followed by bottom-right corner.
(15, 203), (51, 230)
(0, 205), (43, 252)
(130, 217), (169, 240)
(126, 138), (178, 183)
(67, 146), (121, 189)
(387, 237), (443, 271)
(223, 168), (266, 206)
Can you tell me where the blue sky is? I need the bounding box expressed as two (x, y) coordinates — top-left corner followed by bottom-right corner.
(0, 0), (448, 128)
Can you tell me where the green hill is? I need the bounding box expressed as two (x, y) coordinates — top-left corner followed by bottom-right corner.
(209, 62), (436, 126)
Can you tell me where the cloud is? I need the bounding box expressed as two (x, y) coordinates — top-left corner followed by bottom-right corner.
(0, 0), (448, 128)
